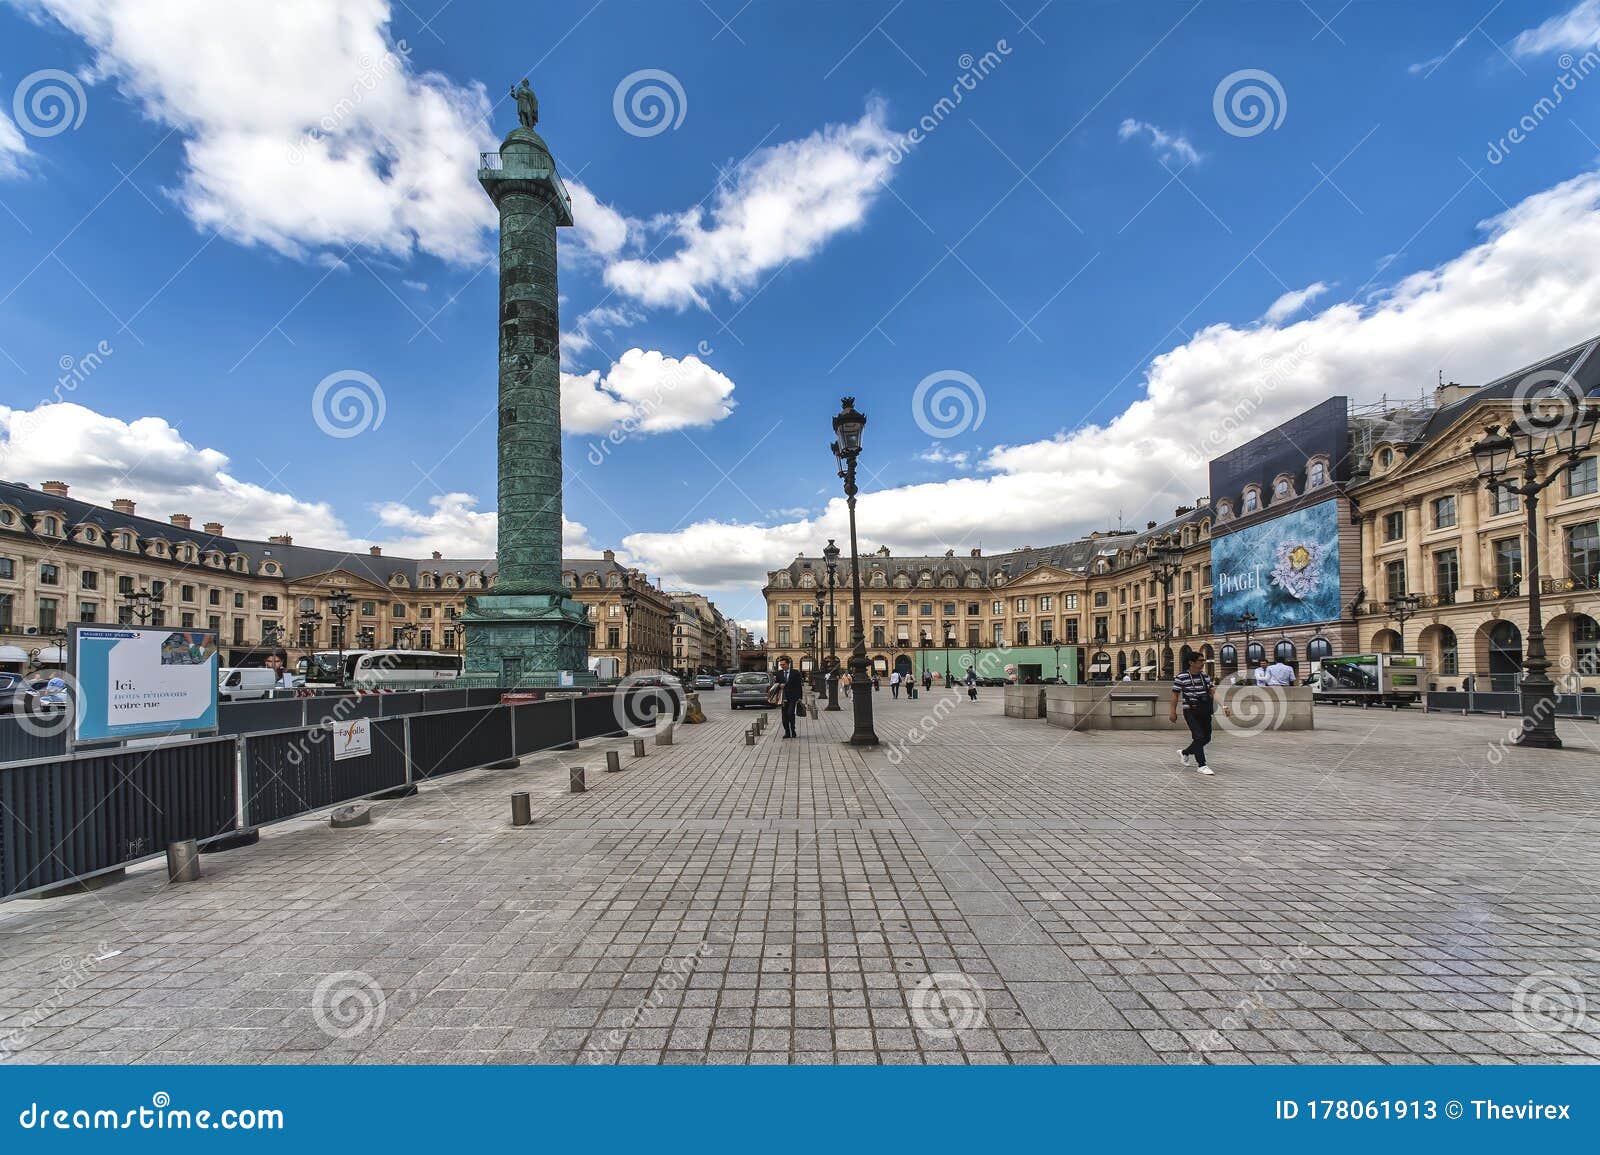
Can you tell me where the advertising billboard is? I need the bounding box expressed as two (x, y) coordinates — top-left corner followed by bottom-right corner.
(1211, 499), (1342, 630)
(71, 626), (219, 744)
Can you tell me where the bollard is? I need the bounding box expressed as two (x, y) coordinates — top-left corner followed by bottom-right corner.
(655, 722), (674, 747)
(166, 839), (202, 885)
(633, 738), (646, 758)
(569, 767), (586, 793)
(606, 749), (622, 773)
(745, 728), (756, 746)
(511, 792), (532, 826)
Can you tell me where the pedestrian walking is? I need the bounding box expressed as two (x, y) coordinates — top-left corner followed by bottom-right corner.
(841, 670), (852, 698)
(965, 667), (978, 702)
(923, 670), (933, 693)
(773, 656), (805, 739)
(1264, 656), (1295, 686)
(1171, 653), (1217, 776)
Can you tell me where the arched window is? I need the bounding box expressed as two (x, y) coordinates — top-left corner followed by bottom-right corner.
(1246, 641), (1265, 665)
(1242, 487), (1261, 514)
(1436, 626), (1458, 676)
(1307, 459), (1328, 489)
(1574, 615), (1598, 679)
(1306, 636), (1333, 662)
(1274, 639), (1297, 665)
(1219, 643), (1237, 668)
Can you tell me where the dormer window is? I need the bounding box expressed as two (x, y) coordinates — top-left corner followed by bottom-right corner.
(1377, 447), (1394, 469)
(1307, 458), (1328, 489)
(606, 573), (622, 588)
(1241, 487), (1261, 514)
(467, 572), (482, 588)
(1271, 473), (1296, 502)
(0, 508), (15, 527)
(1216, 500), (1234, 521)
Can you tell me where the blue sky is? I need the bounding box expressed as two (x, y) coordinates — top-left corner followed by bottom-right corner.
(5, 0), (1600, 632)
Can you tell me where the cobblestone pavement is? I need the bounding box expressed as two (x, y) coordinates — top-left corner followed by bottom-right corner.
(3, 689), (1600, 1065)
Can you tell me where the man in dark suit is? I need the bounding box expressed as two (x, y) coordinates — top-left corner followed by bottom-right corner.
(773, 657), (805, 738)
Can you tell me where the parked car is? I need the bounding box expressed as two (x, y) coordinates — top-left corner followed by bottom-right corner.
(219, 667), (277, 701)
(0, 671), (26, 714)
(715, 672), (735, 687)
(693, 674), (715, 691)
(730, 670), (775, 708)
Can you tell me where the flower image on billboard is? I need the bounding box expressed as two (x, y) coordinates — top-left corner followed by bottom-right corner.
(1211, 499), (1341, 629)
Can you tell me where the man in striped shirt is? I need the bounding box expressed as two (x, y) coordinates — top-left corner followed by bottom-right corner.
(1169, 654), (1216, 776)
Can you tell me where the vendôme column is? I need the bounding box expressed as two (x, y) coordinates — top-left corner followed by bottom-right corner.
(459, 79), (591, 687)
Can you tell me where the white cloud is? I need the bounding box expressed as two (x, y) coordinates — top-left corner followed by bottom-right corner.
(0, 400), (592, 559)
(560, 303), (644, 360)
(565, 178), (633, 259)
(21, 0), (498, 264)
(1117, 117), (1200, 167)
(1512, 0), (1600, 57)
(916, 443), (971, 468)
(1261, 281), (1329, 323)
(620, 167), (1600, 589)
(561, 347), (736, 436)
(1407, 31), (1472, 76)
(402, 279), (428, 292)
(0, 107), (28, 179)
(603, 102), (898, 309)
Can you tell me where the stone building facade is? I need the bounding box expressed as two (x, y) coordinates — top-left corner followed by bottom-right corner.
(0, 481), (678, 677)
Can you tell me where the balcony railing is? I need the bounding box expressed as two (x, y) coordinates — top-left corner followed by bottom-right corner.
(1473, 584), (1523, 603)
(1544, 574), (1600, 594)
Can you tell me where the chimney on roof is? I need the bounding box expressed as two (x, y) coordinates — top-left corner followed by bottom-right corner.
(1434, 380), (1476, 408)
(203, 521), (223, 536)
(603, 549), (615, 562)
(170, 514), (192, 529)
(40, 481), (68, 497)
(970, 548), (981, 557)
(369, 545), (381, 556)
(268, 533), (293, 546)
(431, 550), (442, 560)
(111, 498), (136, 515)
(1146, 520), (1157, 530)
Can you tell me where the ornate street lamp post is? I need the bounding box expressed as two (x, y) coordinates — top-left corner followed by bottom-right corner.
(327, 589), (352, 687)
(1052, 640), (1063, 684)
(1472, 401), (1600, 748)
(1150, 536), (1184, 679)
(831, 397), (878, 746)
(1149, 624), (1168, 682)
(1236, 612), (1259, 669)
(813, 585), (826, 690)
(620, 586), (637, 677)
(823, 539), (841, 711)
(121, 584), (163, 625)
(1382, 593), (1420, 650)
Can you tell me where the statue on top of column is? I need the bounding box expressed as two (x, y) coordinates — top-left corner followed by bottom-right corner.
(512, 78), (539, 129)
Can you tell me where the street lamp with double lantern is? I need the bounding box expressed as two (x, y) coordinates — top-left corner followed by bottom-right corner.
(823, 539), (842, 711)
(831, 397), (878, 746)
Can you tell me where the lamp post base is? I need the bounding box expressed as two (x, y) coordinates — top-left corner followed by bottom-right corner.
(1513, 729), (1564, 749)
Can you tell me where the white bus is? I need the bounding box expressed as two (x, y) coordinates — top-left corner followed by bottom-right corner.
(296, 649), (462, 688)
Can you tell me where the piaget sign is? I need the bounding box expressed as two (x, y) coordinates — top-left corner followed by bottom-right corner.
(72, 626), (219, 744)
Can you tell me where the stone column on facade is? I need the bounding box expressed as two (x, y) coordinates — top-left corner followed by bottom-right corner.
(1359, 513), (1377, 605)
(1404, 498), (1425, 597)
(1458, 485), (1482, 591)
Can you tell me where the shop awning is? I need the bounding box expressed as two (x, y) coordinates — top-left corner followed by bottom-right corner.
(1088, 661), (1111, 673)
(0, 644), (28, 664)
(35, 645), (66, 664)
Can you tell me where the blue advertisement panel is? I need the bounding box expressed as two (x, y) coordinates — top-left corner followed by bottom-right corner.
(71, 626), (219, 743)
(1211, 499), (1341, 630)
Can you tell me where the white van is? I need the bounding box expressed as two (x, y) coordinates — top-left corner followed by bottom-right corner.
(218, 667), (277, 701)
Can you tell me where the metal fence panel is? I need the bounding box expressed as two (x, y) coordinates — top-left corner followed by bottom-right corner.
(408, 706), (513, 779)
(466, 688), (508, 708)
(243, 719), (409, 826)
(216, 698), (305, 736)
(0, 720), (68, 765)
(513, 701), (573, 755)
(380, 691), (425, 717)
(421, 690), (469, 713)
(574, 693), (626, 741)
(0, 738), (238, 899)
